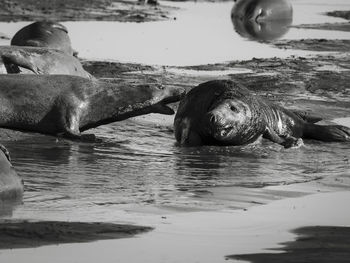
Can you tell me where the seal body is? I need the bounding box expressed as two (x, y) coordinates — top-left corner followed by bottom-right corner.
(0, 75), (182, 140)
(232, 0), (293, 22)
(174, 80), (350, 147)
(231, 0), (293, 41)
(11, 21), (76, 56)
(0, 144), (23, 200)
(0, 46), (92, 79)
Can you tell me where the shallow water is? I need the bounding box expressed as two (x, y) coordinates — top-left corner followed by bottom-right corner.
(1, 0), (350, 65)
(1, 113), (349, 220)
(0, 0), (350, 223)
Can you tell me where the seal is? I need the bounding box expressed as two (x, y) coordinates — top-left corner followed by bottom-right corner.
(0, 144), (23, 200)
(0, 46), (92, 79)
(231, 0), (293, 41)
(174, 80), (350, 148)
(0, 75), (183, 141)
(11, 21), (77, 56)
(231, 0), (293, 22)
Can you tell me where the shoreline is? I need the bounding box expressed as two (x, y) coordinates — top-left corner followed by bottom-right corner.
(0, 189), (349, 262)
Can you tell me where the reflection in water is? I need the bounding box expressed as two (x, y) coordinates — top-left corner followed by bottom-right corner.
(231, 15), (292, 41)
(231, 0), (293, 41)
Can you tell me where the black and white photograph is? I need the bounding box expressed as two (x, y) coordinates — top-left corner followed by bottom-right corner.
(0, 0), (349, 262)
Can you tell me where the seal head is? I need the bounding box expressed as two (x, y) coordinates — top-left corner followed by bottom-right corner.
(231, 0), (293, 41)
(11, 21), (76, 56)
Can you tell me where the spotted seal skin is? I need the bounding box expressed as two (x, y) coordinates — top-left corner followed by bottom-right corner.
(0, 75), (183, 141)
(0, 46), (92, 79)
(11, 21), (76, 56)
(231, 0), (293, 41)
(0, 144), (23, 200)
(174, 80), (350, 148)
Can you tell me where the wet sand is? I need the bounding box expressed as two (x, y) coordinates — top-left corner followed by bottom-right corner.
(229, 226), (350, 263)
(0, 0), (177, 22)
(293, 22), (350, 32)
(293, 10), (350, 32)
(0, 220), (152, 249)
(0, 188), (349, 262)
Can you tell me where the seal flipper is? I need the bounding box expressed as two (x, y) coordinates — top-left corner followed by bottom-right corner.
(304, 123), (350, 142)
(263, 127), (303, 148)
(151, 89), (185, 115)
(174, 118), (203, 146)
(151, 103), (175, 115)
(291, 110), (323, 123)
(1, 54), (42, 74)
(0, 144), (11, 162)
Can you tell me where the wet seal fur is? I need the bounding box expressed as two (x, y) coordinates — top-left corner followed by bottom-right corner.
(11, 21), (76, 56)
(0, 144), (23, 200)
(0, 46), (92, 79)
(174, 80), (350, 148)
(0, 75), (182, 141)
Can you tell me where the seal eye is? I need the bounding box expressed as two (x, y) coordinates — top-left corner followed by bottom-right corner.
(230, 105), (238, 112)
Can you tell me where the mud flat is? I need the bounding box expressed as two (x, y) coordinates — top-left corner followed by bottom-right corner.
(273, 39), (350, 52)
(0, 220), (152, 249)
(0, 189), (349, 263)
(293, 23), (350, 32)
(81, 50), (350, 117)
(228, 226), (350, 263)
(0, 0), (177, 22)
(326, 10), (350, 20)
(293, 10), (350, 32)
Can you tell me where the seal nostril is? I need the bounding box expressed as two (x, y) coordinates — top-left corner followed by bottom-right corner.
(209, 114), (216, 124)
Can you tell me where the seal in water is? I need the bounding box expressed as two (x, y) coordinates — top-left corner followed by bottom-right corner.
(11, 21), (77, 56)
(174, 80), (350, 148)
(0, 144), (23, 200)
(0, 75), (183, 141)
(0, 46), (92, 79)
(231, 0), (293, 41)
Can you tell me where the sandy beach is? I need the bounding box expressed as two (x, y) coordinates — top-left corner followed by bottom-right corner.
(0, 186), (349, 262)
(0, 0), (349, 262)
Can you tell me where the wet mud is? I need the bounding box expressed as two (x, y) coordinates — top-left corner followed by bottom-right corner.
(0, 220), (152, 249)
(0, 0), (177, 22)
(80, 52), (350, 115)
(273, 39), (350, 52)
(293, 10), (350, 32)
(293, 22), (350, 32)
(326, 10), (350, 20)
(227, 226), (350, 263)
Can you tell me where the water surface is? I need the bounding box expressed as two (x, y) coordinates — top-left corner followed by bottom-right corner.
(0, 0), (349, 223)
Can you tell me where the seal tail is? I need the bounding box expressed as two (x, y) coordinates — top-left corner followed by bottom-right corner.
(292, 110), (323, 123)
(304, 123), (350, 142)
